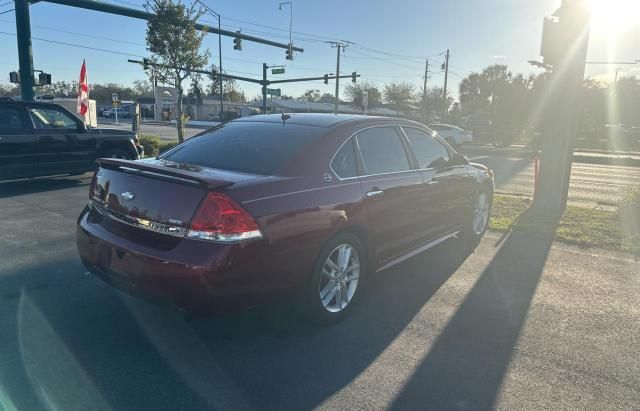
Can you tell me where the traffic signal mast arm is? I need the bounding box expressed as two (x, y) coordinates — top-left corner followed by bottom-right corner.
(269, 73), (359, 84)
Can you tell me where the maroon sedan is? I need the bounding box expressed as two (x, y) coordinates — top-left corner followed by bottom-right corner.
(77, 114), (493, 323)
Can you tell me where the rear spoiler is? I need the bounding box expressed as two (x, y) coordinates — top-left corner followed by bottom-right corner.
(96, 158), (234, 190)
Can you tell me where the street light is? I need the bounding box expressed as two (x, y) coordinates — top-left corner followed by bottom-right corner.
(197, 0), (224, 120)
(278, 2), (293, 60)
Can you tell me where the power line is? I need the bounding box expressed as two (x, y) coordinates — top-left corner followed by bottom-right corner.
(0, 8), (14, 15)
(345, 49), (425, 72)
(0, 18), (148, 47)
(0, 30), (144, 57)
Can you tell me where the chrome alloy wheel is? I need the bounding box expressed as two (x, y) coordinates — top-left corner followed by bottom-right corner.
(318, 244), (360, 313)
(472, 191), (490, 235)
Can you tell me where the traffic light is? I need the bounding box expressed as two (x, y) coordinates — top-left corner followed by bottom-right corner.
(233, 32), (242, 51)
(285, 44), (293, 61)
(9, 71), (19, 84)
(142, 58), (150, 70)
(323, 74), (329, 84)
(38, 72), (51, 85)
(351, 72), (357, 83)
(441, 62), (446, 70)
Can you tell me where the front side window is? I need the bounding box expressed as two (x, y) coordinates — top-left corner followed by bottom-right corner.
(403, 127), (451, 169)
(331, 138), (358, 179)
(0, 107), (25, 130)
(29, 107), (79, 130)
(355, 127), (411, 175)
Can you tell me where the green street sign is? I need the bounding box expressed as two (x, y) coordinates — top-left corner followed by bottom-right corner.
(266, 88), (281, 97)
(271, 68), (285, 75)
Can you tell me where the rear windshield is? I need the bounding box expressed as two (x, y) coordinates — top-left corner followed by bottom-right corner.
(161, 121), (325, 175)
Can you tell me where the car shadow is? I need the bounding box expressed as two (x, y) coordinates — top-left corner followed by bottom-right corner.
(0, 174), (91, 198)
(0, 236), (469, 410)
(390, 209), (559, 409)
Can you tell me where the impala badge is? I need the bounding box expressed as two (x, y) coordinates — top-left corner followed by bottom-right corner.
(121, 191), (136, 201)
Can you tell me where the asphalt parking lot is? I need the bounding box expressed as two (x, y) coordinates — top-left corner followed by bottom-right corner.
(0, 174), (638, 410)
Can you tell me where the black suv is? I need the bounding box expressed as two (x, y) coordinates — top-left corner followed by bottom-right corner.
(0, 99), (143, 181)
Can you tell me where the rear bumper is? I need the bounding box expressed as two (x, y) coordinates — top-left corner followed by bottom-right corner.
(76, 205), (294, 314)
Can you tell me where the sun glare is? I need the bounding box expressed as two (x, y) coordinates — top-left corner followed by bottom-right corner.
(590, 0), (640, 32)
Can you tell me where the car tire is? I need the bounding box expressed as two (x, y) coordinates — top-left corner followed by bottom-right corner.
(445, 137), (456, 148)
(102, 148), (133, 160)
(459, 185), (493, 252)
(305, 232), (367, 325)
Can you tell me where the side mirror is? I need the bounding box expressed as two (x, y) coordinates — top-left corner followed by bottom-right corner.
(451, 153), (469, 166)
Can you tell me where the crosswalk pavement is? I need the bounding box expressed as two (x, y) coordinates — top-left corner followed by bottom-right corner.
(490, 160), (640, 207)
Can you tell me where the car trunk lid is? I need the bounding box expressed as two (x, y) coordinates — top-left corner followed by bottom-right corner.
(93, 158), (259, 229)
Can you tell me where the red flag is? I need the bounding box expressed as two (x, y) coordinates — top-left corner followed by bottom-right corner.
(77, 60), (89, 116)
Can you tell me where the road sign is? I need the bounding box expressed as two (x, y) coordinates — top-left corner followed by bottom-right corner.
(112, 93), (118, 102)
(266, 88), (281, 96)
(271, 68), (285, 75)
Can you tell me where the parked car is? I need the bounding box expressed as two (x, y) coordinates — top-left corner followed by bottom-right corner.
(0, 99), (143, 181)
(427, 124), (473, 147)
(76, 114), (494, 323)
(102, 107), (130, 119)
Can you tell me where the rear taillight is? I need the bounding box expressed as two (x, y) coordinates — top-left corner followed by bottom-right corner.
(187, 193), (263, 242)
(89, 170), (98, 200)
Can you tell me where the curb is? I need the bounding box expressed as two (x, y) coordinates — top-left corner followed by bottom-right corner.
(460, 147), (640, 167)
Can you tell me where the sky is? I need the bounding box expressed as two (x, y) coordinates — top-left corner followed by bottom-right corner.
(0, 0), (638, 100)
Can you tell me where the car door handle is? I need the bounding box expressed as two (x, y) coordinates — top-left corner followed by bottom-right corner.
(365, 189), (384, 198)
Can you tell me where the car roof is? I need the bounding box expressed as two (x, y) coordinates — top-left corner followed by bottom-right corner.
(231, 113), (416, 128)
(0, 100), (67, 110)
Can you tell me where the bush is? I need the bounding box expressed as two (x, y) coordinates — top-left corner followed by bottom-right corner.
(139, 135), (179, 157)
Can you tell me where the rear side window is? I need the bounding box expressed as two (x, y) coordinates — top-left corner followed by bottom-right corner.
(0, 107), (25, 130)
(162, 122), (324, 175)
(356, 127), (411, 175)
(331, 139), (358, 179)
(403, 127), (451, 169)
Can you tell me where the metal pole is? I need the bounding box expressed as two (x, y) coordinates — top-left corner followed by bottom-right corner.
(14, 0), (34, 101)
(442, 49), (449, 117)
(334, 43), (341, 115)
(218, 15), (223, 120)
(614, 67), (621, 83)
(533, 0), (591, 211)
(288, 4), (292, 58)
(423, 58), (429, 117)
(41, 0), (304, 52)
(262, 63), (268, 114)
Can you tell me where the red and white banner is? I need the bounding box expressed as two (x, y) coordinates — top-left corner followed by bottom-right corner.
(77, 60), (89, 115)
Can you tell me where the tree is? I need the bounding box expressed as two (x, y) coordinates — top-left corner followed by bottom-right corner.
(298, 89), (321, 102)
(383, 82), (415, 107)
(146, 0), (209, 142)
(318, 93), (336, 103)
(38, 81), (79, 98)
(206, 65), (245, 104)
(417, 86), (451, 120)
(0, 84), (19, 97)
(344, 81), (381, 107)
(132, 80), (154, 97)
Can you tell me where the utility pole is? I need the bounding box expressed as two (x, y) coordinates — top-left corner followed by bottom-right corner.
(328, 41), (347, 114)
(422, 58), (429, 118)
(442, 49), (450, 117)
(532, 0), (591, 211)
(14, 0), (35, 101)
(262, 63), (268, 114)
(197, 0), (224, 120)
